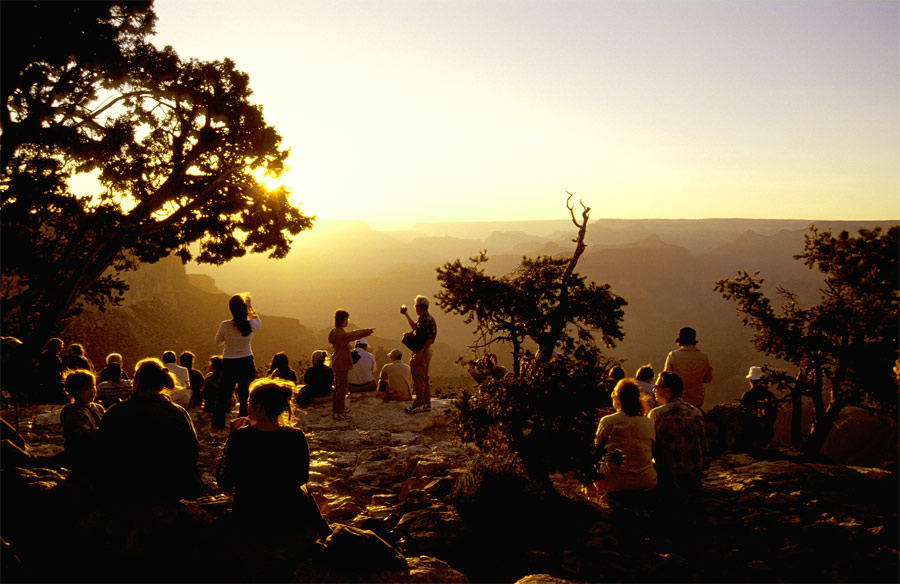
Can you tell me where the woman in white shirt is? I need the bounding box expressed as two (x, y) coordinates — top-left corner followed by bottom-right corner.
(593, 379), (657, 493)
(209, 293), (261, 446)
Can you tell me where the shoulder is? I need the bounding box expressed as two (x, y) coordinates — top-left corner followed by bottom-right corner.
(250, 317), (261, 330)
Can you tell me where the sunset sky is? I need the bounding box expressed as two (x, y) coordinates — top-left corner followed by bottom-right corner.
(151, 0), (899, 228)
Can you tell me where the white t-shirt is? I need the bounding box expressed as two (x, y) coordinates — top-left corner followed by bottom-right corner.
(214, 317), (261, 359)
(347, 348), (376, 384)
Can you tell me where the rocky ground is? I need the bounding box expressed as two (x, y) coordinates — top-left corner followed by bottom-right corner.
(2, 394), (898, 583)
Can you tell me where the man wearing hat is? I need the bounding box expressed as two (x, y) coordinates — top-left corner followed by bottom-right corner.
(739, 366), (778, 448)
(378, 349), (413, 402)
(348, 338), (377, 393)
(663, 327), (712, 409)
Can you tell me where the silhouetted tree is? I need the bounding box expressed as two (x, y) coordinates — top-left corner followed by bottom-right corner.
(437, 195), (626, 490)
(1, 2), (313, 361)
(715, 225), (899, 454)
(436, 193), (626, 375)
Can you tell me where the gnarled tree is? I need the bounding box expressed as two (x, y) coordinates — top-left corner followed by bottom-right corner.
(1, 2), (313, 360)
(715, 225), (899, 454)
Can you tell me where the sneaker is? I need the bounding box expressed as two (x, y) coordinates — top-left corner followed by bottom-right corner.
(405, 404), (430, 414)
(332, 412), (350, 422)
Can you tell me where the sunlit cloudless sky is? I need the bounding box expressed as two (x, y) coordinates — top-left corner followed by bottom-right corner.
(151, 0), (899, 227)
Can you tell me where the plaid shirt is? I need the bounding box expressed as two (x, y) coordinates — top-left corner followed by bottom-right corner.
(648, 397), (708, 490)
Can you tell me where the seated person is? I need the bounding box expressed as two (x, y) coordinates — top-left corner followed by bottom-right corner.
(201, 356), (224, 413)
(739, 366), (778, 448)
(98, 352), (130, 382)
(469, 353), (509, 384)
(96, 362), (133, 407)
(295, 351), (334, 406)
(347, 339), (377, 392)
(648, 372), (708, 492)
(378, 349), (413, 401)
(180, 351), (206, 409)
(60, 369), (105, 474)
(217, 378), (331, 541)
(96, 358), (204, 502)
(634, 364), (657, 409)
(593, 379), (657, 493)
(267, 352), (298, 384)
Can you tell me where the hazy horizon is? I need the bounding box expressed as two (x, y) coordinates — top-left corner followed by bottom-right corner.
(150, 0), (899, 226)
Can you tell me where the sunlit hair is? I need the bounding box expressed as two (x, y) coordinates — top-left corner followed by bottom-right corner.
(46, 338), (64, 351)
(612, 379), (645, 416)
(248, 377), (294, 424)
(133, 358), (176, 395)
(635, 364), (654, 382)
(230, 294), (253, 336)
(658, 371), (684, 397)
(209, 355), (224, 376)
(162, 350), (176, 363)
(64, 369), (95, 398)
(334, 309), (349, 328)
(179, 351), (195, 368)
(311, 350), (327, 365)
(608, 366), (625, 382)
(414, 295), (429, 309)
(69, 343), (85, 356)
(269, 352), (290, 373)
(106, 353), (123, 365)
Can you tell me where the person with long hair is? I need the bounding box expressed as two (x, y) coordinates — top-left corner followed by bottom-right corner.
(593, 379), (657, 493)
(267, 352), (297, 383)
(97, 358), (204, 502)
(327, 309), (374, 421)
(216, 378), (331, 550)
(209, 294), (261, 446)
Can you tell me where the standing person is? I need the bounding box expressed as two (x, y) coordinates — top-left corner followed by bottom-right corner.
(36, 337), (66, 403)
(401, 295), (437, 414)
(327, 309), (374, 421)
(593, 379), (657, 493)
(209, 294), (261, 446)
(663, 327), (712, 409)
(348, 339), (377, 392)
(378, 349), (413, 402)
(648, 371), (709, 493)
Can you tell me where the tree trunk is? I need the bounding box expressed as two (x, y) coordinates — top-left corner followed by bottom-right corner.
(790, 385), (803, 447)
(805, 400), (844, 456)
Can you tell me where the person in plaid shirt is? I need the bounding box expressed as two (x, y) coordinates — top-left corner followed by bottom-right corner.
(648, 371), (709, 492)
(401, 295), (437, 414)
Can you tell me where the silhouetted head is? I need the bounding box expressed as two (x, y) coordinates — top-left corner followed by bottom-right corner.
(655, 371), (684, 404)
(635, 364), (654, 382)
(46, 338), (64, 354)
(388, 349), (402, 361)
(334, 309), (349, 328)
(209, 355), (223, 376)
(133, 358), (175, 395)
(104, 362), (123, 382)
(64, 369), (96, 403)
(162, 351), (176, 364)
(106, 353), (123, 366)
(248, 377), (294, 424)
(179, 351), (195, 369)
(612, 379), (644, 416)
(675, 327), (698, 346)
(270, 352), (290, 371)
(68, 343), (85, 356)
(311, 350), (327, 366)
(608, 366), (625, 382)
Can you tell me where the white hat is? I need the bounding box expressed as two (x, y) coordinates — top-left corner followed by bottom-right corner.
(356, 338), (368, 346)
(746, 366), (763, 380)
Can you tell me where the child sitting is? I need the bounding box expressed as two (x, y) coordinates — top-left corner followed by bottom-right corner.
(59, 369), (105, 473)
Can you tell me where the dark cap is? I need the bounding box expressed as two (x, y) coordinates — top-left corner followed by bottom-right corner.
(676, 327), (698, 345)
